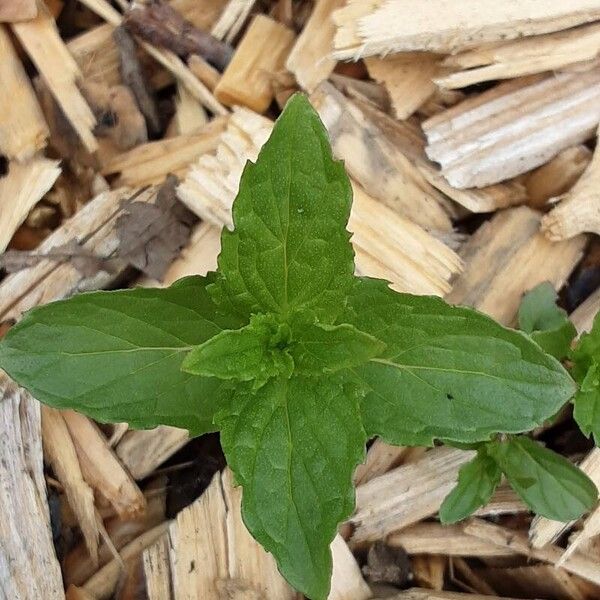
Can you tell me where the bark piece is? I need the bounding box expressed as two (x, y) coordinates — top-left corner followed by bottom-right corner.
(365, 53), (440, 120)
(0, 373), (64, 600)
(311, 82), (525, 219)
(438, 23), (600, 89)
(68, 0), (228, 88)
(332, 0), (600, 59)
(0, 156), (60, 252)
(81, 80), (148, 151)
(113, 25), (161, 137)
(446, 206), (586, 325)
(12, 5), (98, 153)
(542, 128), (600, 240)
(423, 70), (600, 189)
(0, 25), (49, 160)
(142, 469), (296, 599)
(286, 0), (344, 93)
(78, 0), (227, 116)
(0, 0), (37, 21)
(529, 448), (600, 550)
(41, 406), (100, 566)
(215, 14), (294, 113)
(101, 116), (226, 186)
(347, 447), (475, 548)
(62, 409), (146, 519)
(178, 105), (462, 296)
(124, 1), (233, 70)
(115, 175), (197, 281)
(363, 542), (411, 587)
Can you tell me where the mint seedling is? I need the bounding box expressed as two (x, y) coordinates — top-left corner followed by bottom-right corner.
(0, 95), (595, 600)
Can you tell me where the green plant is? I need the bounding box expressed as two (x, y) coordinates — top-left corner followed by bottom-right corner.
(0, 95), (597, 599)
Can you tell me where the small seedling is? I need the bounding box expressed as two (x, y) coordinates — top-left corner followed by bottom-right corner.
(0, 95), (597, 599)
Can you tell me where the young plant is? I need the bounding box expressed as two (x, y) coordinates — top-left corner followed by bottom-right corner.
(0, 95), (596, 599)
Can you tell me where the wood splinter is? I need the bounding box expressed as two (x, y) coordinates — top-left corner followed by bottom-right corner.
(542, 127), (600, 241)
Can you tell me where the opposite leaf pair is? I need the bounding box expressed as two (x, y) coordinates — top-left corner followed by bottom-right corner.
(0, 95), (592, 600)
(440, 435), (597, 524)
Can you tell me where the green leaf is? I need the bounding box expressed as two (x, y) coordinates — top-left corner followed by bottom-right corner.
(570, 313), (600, 384)
(182, 314), (293, 387)
(290, 320), (386, 375)
(341, 278), (576, 446)
(573, 363), (600, 443)
(518, 282), (576, 359)
(487, 436), (598, 521)
(439, 447), (501, 524)
(571, 312), (600, 443)
(217, 375), (366, 600)
(0, 275), (243, 434)
(212, 93), (355, 322)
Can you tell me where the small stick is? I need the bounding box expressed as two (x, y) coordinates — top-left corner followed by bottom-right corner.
(113, 25), (161, 136)
(124, 1), (233, 70)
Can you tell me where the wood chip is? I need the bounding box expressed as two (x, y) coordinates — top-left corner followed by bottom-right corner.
(446, 206), (586, 325)
(312, 82), (525, 217)
(438, 22), (600, 89)
(0, 374), (64, 600)
(0, 25), (49, 160)
(286, 0), (344, 93)
(0, 0), (37, 21)
(0, 156), (60, 252)
(388, 523), (515, 558)
(332, 0), (600, 59)
(524, 145), (591, 208)
(353, 439), (421, 486)
(210, 0), (256, 43)
(476, 565), (591, 600)
(0, 187), (156, 323)
(423, 70), (600, 188)
(82, 521), (171, 600)
(385, 589), (524, 600)
(215, 14), (295, 113)
(101, 117), (226, 186)
(463, 518), (600, 588)
(365, 53), (440, 120)
(542, 126), (600, 240)
(12, 5), (98, 154)
(347, 447), (475, 548)
(61, 409), (146, 519)
(41, 406), (100, 566)
(142, 468), (296, 599)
